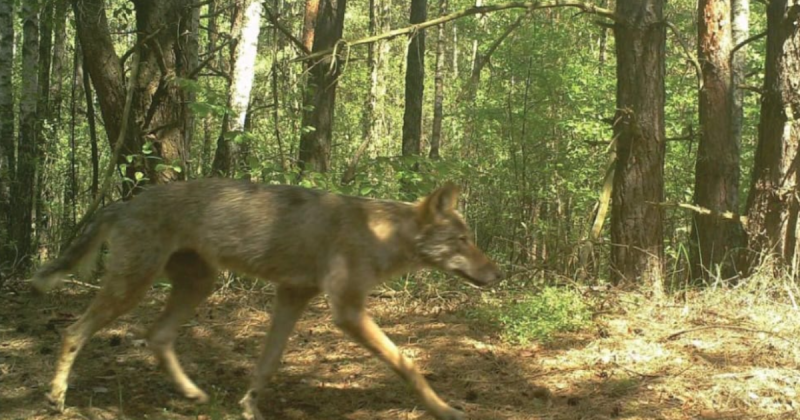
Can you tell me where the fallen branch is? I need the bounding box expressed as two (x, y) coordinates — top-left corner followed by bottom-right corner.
(665, 325), (793, 343)
(293, 1), (617, 63)
(64, 279), (101, 290)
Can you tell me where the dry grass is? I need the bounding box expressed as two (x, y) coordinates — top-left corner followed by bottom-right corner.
(2, 277), (800, 420)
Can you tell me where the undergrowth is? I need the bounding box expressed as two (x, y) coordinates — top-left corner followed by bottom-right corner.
(466, 286), (592, 344)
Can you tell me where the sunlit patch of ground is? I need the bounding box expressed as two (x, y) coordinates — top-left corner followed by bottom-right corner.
(2, 279), (799, 419)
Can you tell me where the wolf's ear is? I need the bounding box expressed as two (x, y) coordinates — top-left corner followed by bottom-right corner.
(419, 182), (460, 220)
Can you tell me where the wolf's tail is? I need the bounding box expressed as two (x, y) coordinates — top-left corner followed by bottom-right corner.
(30, 203), (124, 293)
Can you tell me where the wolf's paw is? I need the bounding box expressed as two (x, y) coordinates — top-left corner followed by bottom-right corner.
(239, 391), (264, 420)
(436, 406), (466, 420)
(45, 389), (66, 413)
(182, 386), (210, 404)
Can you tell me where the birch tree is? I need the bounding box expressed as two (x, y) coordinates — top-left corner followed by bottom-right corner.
(211, 0), (263, 176)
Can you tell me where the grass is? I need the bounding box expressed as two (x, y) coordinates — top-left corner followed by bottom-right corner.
(2, 270), (800, 419)
(466, 286), (592, 344)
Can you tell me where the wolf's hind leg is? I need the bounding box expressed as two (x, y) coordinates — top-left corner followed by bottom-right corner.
(148, 251), (216, 403)
(48, 248), (161, 412)
(240, 286), (317, 420)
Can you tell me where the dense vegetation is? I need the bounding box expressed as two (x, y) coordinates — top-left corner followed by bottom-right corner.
(0, 0), (797, 291)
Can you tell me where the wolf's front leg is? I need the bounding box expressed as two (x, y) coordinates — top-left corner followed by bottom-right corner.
(331, 301), (465, 420)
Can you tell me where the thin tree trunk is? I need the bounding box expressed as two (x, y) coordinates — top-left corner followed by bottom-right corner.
(270, 0), (285, 171)
(65, 36), (82, 235)
(731, 0), (749, 183)
(297, 0), (347, 173)
(342, 0), (379, 183)
(470, 0), (484, 75)
(744, 0), (800, 274)
(610, 0), (666, 287)
(82, 47), (99, 199)
(430, 0), (447, 159)
(49, 0), (68, 123)
(459, 14), (524, 159)
(452, 24), (458, 75)
(0, 0), (14, 274)
(402, 0), (426, 161)
(36, 1), (53, 260)
(183, 1), (200, 176)
(211, 0), (262, 177)
(10, 0), (39, 268)
(598, 0), (608, 70)
(690, 0), (741, 281)
(51, 0), (69, 244)
(201, 0), (218, 175)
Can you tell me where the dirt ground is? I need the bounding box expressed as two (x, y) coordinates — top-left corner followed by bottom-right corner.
(2, 279), (800, 420)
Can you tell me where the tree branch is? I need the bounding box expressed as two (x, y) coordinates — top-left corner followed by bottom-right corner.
(731, 31), (766, 58)
(293, 1), (617, 63)
(120, 26), (163, 66)
(188, 37), (235, 79)
(648, 201), (748, 227)
(263, 6), (309, 54)
(664, 20), (702, 89)
(475, 13), (527, 76)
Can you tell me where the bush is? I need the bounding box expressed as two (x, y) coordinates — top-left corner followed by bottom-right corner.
(470, 286), (591, 344)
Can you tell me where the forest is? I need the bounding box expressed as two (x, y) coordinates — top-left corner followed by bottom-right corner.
(2, 0), (800, 419)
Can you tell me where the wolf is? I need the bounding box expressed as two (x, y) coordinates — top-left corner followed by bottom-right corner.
(30, 178), (503, 420)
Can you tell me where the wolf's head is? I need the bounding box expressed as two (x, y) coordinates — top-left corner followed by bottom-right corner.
(415, 183), (504, 287)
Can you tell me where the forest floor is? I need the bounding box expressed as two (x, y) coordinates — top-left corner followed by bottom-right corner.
(2, 277), (800, 420)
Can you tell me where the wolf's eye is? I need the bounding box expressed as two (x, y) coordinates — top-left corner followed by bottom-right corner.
(458, 235), (468, 243)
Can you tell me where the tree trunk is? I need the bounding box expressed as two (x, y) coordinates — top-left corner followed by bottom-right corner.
(690, 0), (742, 281)
(74, 0), (140, 196)
(10, 0), (39, 268)
(183, 1), (200, 176)
(75, 0), (192, 196)
(36, 1), (54, 260)
(430, 0), (447, 159)
(744, 0), (800, 273)
(610, 0), (666, 286)
(341, 0), (380, 184)
(402, 0), (426, 160)
(132, 0), (192, 184)
(65, 36), (82, 236)
(297, 0), (347, 173)
(302, 0), (321, 52)
(82, 48), (100, 199)
(49, 0), (68, 122)
(201, 0), (218, 175)
(0, 0), (14, 273)
(211, 0), (262, 177)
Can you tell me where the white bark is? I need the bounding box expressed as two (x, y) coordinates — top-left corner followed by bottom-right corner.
(229, 0), (262, 133)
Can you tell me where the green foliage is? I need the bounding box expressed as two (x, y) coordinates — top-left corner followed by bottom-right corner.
(468, 286), (592, 344)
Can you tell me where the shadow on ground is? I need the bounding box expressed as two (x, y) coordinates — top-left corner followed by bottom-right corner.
(3, 282), (799, 420)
